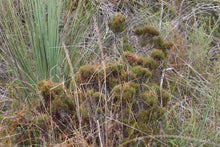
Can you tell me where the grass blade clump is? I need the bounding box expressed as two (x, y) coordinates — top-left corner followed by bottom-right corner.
(26, 0), (62, 81)
(0, 0), (62, 85)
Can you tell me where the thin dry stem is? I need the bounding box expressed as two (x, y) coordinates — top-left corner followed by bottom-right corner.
(93, 16), (108, 147)
(63, 43), (82, 135)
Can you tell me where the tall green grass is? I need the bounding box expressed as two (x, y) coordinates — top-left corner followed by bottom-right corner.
(26, 0), (62, 81)
(0, 0), (96, 87)
(1, 0), (62, 83)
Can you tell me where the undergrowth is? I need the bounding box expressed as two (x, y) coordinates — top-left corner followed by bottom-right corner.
(0, 0), (219, 146)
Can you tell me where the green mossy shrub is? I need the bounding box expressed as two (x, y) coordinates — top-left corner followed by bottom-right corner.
(134, 24), (173, 64)
(50, 96), (74, 113)
(141, 91), (157, 107)
(92, 92), (104, 104)
(162, 41), (174, 49)
(144, 84), (170, 107)
(97, 62), (125, 90)
(137, 56), (158, 69)
(134, 25), (160, 36)
(37, 80), (76, 138)
(79, 64), (97, 83)
(106, 62), (124, 75)
(130, 65), (152, 82)
(108, 13), (126, 33)
(37, 80), (64, 104)
(111, 82), (137, 104)
(151, 49), (165, 60)
(151, 36), (174, 51)
(134, 25), (160, 46)
(37, 80), (75, 114)
(150, 36), (164, 48)
(76, 62), (126, 93)
(123, 51), (138, 65)
(72, 30), (171, 144)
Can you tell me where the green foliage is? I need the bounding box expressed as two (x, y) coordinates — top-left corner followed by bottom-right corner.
(105, 62), (124, 77)
(151, 49), (165, 60)
(151, 36), (174, 50)
(108, 13), (126, 33)
(137, 109), (149, 123)
(37, 80), (64, 103)
(0, 0), (96, 92)
(92, 92), (104, 103)
(137, 56), (158, 69)
(151, 36), (164, 48)
(131, 65), (152, 81)
(37, 80), (75, 115)
(141, 91), (157, 106)
(134, 24), (173, 56)
(122, 35), (134, 53)
(162, 41), (174, 49)
(111, 82), (137, 104)
(122, 82), (137, 101)
(51, 96), (74, 113)
(27, 0), (62, 80)
(79, 65), (96, 82)
(145, 83), (170, 107)
(134, 25), (161, 47)
(123, 52), (138, 65)
(134, 25), (160, 36)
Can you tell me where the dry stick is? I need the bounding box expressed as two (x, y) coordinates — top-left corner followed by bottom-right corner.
(97, 120), (104, 147)
(114, 34), (118, 56)
(114, 33), (120, 57)
(179, 0), (186, 16)
(63, 43), (83, 135)
(159, 0), (164, 31)
(178, 0), (186, 30)
(93, 17), (107, 147)
(160, 68), (184, 107)
(160, 67), (184, 89)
